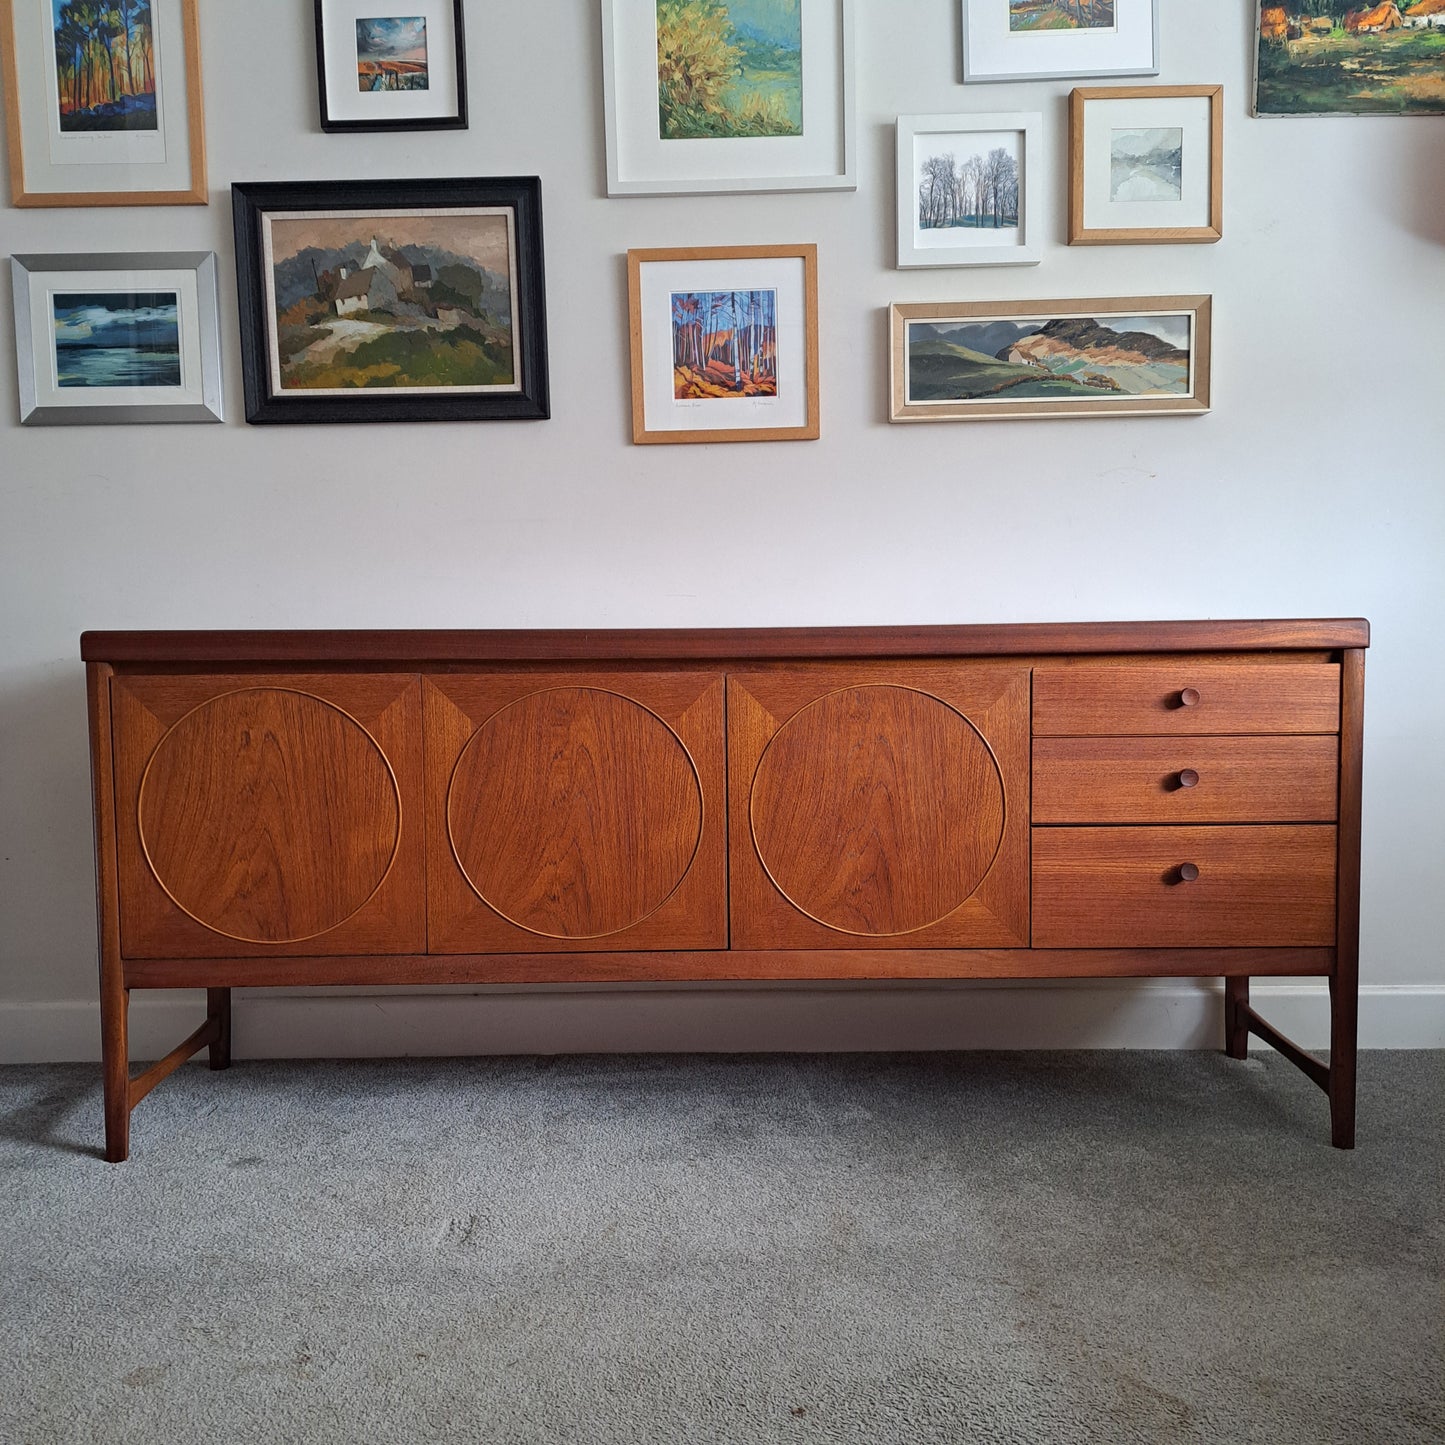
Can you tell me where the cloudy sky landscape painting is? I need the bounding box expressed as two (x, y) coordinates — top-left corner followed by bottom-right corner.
(51, 293), (181, 389)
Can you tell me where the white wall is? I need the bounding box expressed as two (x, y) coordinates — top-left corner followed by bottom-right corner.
(2, 0), (1442, 1062)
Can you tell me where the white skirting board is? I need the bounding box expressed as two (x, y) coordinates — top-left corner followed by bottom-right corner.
(1, 982), (1442, 1064)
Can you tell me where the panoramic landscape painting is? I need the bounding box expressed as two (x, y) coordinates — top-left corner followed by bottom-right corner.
(1110, 126), (1182, 201)
(1256, 0), (1445, 114)
(672, 289), (777, 399)
(266, 212), (516, 393)
(356, 17), (430, 91)
(52, 293), (181, 388)
(917, 138), (1021, 235)
(52, 0), (157, 131)
(657, 0), (802, 139)
(1008, 0), (1115, 31)
(908, 313), (1191, 403)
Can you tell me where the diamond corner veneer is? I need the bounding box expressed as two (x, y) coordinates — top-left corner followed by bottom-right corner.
(81, 619), (1369, 1161)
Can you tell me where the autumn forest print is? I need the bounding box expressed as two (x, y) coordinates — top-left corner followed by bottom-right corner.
(672, 290), (778, 400)
(52, 0), (158, 132)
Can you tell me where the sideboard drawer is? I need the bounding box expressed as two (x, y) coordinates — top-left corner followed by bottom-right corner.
(1032, 825), (1337, 947)
(1032, 664), (1341, 736)
(1033, 736), (1340, 824)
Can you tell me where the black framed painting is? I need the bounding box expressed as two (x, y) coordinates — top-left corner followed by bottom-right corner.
(314, 0), (467, 131)
(231, 176), (549, 424)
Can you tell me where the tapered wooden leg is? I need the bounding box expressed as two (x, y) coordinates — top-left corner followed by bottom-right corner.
(1328, 970), (1357, 1150)
(207, 988), (232, 1070)
(102, 979), (131, 1164)
(1224, 976), (1250, 1059)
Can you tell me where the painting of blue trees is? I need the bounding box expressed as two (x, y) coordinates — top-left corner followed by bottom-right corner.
(52, 0), (158, 132)
(672, 290), (778, 398)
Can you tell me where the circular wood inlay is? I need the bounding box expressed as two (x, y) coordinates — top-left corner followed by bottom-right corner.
(750, 686), (1005, 936)
(139, 689), (401, 944)
(448, 687), (702, 939)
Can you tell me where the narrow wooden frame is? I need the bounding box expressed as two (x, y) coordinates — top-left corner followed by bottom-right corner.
(232, 176), (550, 425)
(890, 296), (1211, 423)
(896, 112), (1043, 270)
(1, 0), (206, 207)
(314, 0), (468, 133)
(627, 244), (820, 446)
(602, 0), (855, 196)
(1070, 85), (1223, 245)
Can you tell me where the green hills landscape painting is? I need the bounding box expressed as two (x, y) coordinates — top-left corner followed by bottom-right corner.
(908, 314), (1192, 404)
(657, 0), (802, 139)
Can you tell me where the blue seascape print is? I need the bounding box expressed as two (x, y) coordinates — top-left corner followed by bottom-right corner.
(53, 292), (182, 388)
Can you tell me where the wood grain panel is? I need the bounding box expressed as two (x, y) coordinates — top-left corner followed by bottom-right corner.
(123, 947), (1332, 989)
(1033, 664), (1341, 736)
(113, 674), (425, 958)
(751, 686), (1004, 935)
(139, 689), (400, 944)
(730, 666), (1030, 949)
(81, 618), (1371, 665)
(426, 673), (726, 952)
(449, 687), (702, 939)
(1032, 825), (1336, 948)
(1032, 736), (1339, 824)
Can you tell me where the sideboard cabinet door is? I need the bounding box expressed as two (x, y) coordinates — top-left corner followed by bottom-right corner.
(425, 673), (727, 953)
(111, 674), (425, 958)
(729, 666), (1031, 949)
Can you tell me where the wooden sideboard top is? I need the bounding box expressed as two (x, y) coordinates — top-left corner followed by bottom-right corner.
(81, 619), (1370, 665)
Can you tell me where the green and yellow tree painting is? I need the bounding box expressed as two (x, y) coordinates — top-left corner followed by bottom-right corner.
(52, 0), (157, 132)
(657, 0), (802, 139)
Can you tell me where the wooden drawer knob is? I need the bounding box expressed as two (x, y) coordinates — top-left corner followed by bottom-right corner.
(1176, 687), (1201, 708)
(1170, 862), (1201, 884)
(1176, 768), (1200, 789)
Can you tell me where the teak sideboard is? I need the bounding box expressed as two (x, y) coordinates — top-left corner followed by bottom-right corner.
(82, 621), (1368, 1161)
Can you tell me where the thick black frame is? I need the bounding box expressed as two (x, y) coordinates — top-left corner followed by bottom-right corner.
(231, 177), (550, 425)
(315, 0), (468, 133)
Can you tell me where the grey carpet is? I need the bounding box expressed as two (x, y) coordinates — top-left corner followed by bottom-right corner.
(1, 1051), (1441, 1445)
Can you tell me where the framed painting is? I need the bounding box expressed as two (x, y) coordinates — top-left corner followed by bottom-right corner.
(314, 0), (467, 132)
(1254, 1), (1445, 116)
(627, 244), (818, 444)
(890, 296), (1210, 422)
(602, 0), (855, 195)
(11, 251), (223, 424)
(962, 0), (1158, 82)
(1069, 85), (1222, 245)
(231, 177), (549, 425)
(896, 113), (1043, 269)
(0, 0), (206, 206)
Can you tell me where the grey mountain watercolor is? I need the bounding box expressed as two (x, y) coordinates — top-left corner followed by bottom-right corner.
(1110, 127), (1183, 202)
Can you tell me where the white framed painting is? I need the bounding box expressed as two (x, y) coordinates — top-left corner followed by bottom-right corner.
(897, 113), (1042, 269)
(11, 252), (224, 424)
(962, 0), (1158, 83)
(0, 0), (206, 206)
(602, 0), (855, 196)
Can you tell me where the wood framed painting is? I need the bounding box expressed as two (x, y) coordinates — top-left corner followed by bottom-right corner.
(0, 0), (206, 206)
(627, 244), (819, 444)
(890, 296), (1210, 422)
(896, 113), (1042, 269)
(962, 0), (1158, 82)
(602, 0), (855, 195)
(11, 251), (223, 424)
(231, 177), (549, 425)
(314, 0), (467, 132)
(1069, 85), (1222, 245)
(1254, 1), (1445, 116)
